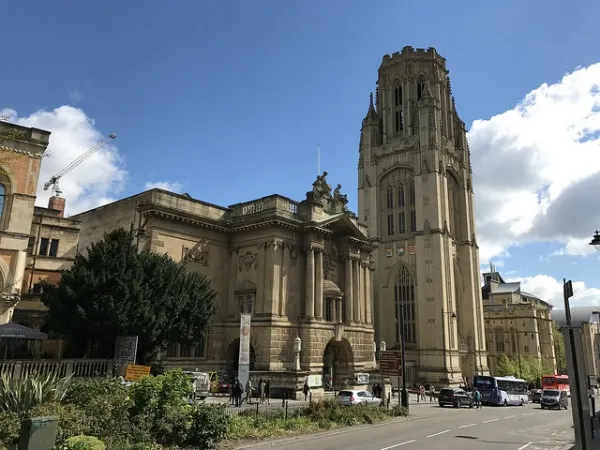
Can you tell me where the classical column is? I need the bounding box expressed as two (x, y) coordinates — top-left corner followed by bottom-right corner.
(305, 246), (315, 318)
(257, 243), (266, 314)
(228, 248), (239, 317)
(270, 241), (282, 316)
(315, 248), (324, 319)
(352, 258), (360, 323)
(357, 261), (364, 323)
(364, 264), (372, 325)
(344, 257), (353, 323)
(279, 243), (289, 316)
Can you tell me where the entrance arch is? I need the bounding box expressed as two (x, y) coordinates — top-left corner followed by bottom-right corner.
(322, 338), (354, 390)
(225, 339), (256, 375)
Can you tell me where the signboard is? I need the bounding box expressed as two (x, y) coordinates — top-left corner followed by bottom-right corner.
(355, 372), (370, 385)
(379, 351), (401, 376)
(307, 374), (322, 388)
(124, 364), (151, 382)
(114, 336), (138, 376)
(238, 314), (252, 389)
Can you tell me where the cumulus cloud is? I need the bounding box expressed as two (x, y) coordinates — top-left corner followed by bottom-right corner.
(144, 181), (182, 193)
(0, 106), (127, 215)
(469, 63), (600, 261)
(506, 274), (600, 308)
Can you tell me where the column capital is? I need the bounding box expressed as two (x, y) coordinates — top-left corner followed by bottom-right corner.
(262, 239), (284, 249)
(305, 243), (324, 253)
(347, 254), (360, 262)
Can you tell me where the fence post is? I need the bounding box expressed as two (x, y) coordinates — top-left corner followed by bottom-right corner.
(285, 400), (288, 421)
(282, 393), (286, 407)
(255, 402), (259, 419)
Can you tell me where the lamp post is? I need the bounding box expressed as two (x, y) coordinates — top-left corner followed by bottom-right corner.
(395, 301), (409, 409)
(293, 336), (302, 372)
(441, 309), (457, 386)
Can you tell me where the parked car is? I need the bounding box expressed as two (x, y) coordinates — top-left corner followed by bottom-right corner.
(438, 388), (474, 408)
(529, 389), (543, 403)
(540, 389), (569, 410)
(336, 390), (382, 407)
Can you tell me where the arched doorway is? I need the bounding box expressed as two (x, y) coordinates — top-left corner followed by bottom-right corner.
(322, 338), (354, 390)
(225, 339), (256, 376)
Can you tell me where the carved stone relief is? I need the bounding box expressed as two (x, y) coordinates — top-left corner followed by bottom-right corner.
(322, 240), (339, 284)
(183, 247), (209, 267)
(288, 245), (299, 263)
(238, 251), (259, 272)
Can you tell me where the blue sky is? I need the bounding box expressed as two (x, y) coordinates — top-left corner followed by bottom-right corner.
(2, 0), (600, 306)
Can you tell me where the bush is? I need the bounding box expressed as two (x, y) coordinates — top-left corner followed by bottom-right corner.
(0, 411), (20, 448)
(30, 403), (91, 444)
(0, 373), (71, 417)
(188, 404), (230, 449)
(61, 435), (105, 450)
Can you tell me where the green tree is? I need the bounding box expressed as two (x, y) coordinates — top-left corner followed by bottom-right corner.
(41, 228), (218, 362)
(553, 322), (566, 374)
(495, 354), (518, 377)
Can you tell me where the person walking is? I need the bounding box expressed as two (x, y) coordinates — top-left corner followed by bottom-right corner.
(303, 380), (311, 401)
(233, 379), (243, 407)
(245, 377), (255, 404)
(473, 388), (482, 409)
(264, 379), (271, 404)
(429, 385), (436, 402)
(258, 378), (265, 404)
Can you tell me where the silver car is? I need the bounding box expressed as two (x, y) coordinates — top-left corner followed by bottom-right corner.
(336, 389), (382, 406)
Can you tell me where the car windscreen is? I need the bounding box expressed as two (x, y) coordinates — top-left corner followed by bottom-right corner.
(338, 391), (353, 397)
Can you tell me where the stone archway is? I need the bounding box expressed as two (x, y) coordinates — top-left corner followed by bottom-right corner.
(322, 338), (354, 390)
(225, 339), (256, 376)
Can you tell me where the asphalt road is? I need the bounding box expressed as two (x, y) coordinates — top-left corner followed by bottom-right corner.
(236, 402), (575, 450)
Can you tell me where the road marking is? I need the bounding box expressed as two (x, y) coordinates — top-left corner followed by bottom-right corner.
(518, 443), (533, 450)
(483, 418), (499, 423)
(504, 415), (516, 419)
(459, 423), (476, 429)
(426, 430), (450, 438)
(379, 440), (415, 450)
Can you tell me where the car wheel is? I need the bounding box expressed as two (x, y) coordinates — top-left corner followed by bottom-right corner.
(504, 400), (508, 406)
(469, 403), (474, 409)
(453, 401), (459, 408)
(520, 399), (524, 406)
(438, 403), (444, 407)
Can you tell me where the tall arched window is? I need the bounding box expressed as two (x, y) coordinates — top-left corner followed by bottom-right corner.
(446, 172), (461, 238)
(417, 76), (425, 100)
(0, 184), (5, 219)
(494, 328), (505, 353)
(394, 85), (403, 134)
(394, 266), (416, 345)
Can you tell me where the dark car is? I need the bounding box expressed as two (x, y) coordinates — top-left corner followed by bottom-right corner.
(438, 388), (474, 408)
(540, 389), (568, 410)
(530, 389), (543, 403)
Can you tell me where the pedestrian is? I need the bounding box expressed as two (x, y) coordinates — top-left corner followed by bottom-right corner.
(245, 377), (255, 404)
(265, 379), (271, 404)
(420, 385), (426, 401)
(303, 380), (311, 401)
(429, 385), (436, 402)
(258, 378), (265, 404)
(233, 379), (242, 407)
(473, 388), (482, 409)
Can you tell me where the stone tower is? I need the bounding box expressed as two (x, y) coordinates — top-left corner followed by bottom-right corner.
(357, 46), (489, 385)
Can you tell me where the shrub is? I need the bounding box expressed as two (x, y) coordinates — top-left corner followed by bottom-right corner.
(0, 411), (20, 448)
(30, 403), (91, 444)
(0, 373), (71, 417)
(61, 435), (105, 450)
(188, 404), (230, 448)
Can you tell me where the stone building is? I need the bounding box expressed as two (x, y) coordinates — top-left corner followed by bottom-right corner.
(357, 46), (489, 385)
(71, 175), (377, 396)
(481, 269), (556, 376)
(12, 198), (81, 332)
(0, 121), (50, 324)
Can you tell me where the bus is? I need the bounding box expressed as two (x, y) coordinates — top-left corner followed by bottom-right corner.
(473, 375), (529, 406)
(542, 374), (570, 396)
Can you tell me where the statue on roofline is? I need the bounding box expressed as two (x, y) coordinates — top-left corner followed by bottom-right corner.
(312, 171), (332, 200)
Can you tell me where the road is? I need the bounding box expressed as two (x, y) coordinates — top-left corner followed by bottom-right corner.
(236, 402), (575, 450)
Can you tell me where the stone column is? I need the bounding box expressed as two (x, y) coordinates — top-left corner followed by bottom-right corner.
(257, 243), (266, 314)
(228, 248), (239, 317)
(270, 241), (282, 316)
(315, 248), (324, 319)
(365, 266), (373, 325)
(279, 244), (289, 316)
(305, 246), (315, 318)
(344, 257), (353, 323)
(352, 259), (360, 323)
(357, 261), (364, 323)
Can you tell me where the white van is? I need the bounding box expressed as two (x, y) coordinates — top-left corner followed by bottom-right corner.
(183, 371), (210, 400)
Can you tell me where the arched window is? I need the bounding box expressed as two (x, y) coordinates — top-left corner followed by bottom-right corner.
(386, 186), (394, 209)
(495, 328), (505, 353)
(417, 76), (425, 100)
(408, 182), (416, 232)
(0, 184), (5, 220)
(510, 328), (517, 354)
(394, 85), (404, 133)
(446, 173), (461, 238)
(394, 266), (416, 345)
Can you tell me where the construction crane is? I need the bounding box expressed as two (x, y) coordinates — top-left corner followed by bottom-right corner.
(43, 132), (117, 196)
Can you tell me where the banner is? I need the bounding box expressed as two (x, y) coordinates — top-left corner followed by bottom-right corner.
(238, 314), (252, 388)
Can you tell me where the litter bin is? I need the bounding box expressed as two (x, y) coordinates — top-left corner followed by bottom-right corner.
(18, 416), (59, 450)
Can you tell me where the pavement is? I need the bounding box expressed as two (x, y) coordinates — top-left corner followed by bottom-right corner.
(231, 401), (576, 450)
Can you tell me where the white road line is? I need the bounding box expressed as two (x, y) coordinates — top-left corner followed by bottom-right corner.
(379, 440), (416, 450)
(458, 423), (476, 429)
(426, 430), (450, 438)
(483, 418), (499, 423)
(518, 443), (533, 450)
(504, 415), (516, 419)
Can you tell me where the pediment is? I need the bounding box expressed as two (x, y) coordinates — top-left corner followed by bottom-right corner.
(317, 214), (368, 241)
(236, 280), (257, 292)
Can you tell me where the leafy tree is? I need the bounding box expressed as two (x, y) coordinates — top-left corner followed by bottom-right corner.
(494, 354), (518, 377)
(41, 228), (218, 362)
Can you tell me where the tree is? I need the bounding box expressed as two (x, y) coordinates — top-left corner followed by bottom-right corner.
(41, 228), (218, 362)
(495, 354), (518, 377)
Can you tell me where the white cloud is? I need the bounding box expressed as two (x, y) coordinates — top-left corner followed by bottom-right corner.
(469, 63), (600, 261)
(506, 274), (600, 308)
(1, 106), (127, 215)
(144, 181), (182, 193)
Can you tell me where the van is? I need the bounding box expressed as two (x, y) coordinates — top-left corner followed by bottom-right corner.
(183, 371), (211, 400)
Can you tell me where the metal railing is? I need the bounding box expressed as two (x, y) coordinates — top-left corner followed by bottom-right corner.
(0, 359), (113, 379)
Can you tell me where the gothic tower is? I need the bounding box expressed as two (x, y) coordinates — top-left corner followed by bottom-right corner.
(357, 46), (489, 385)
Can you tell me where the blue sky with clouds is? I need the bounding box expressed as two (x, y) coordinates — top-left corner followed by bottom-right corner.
(2, 0), (599, 306)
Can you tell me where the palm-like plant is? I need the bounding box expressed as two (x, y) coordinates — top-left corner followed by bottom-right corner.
(0, 372), (72, 417)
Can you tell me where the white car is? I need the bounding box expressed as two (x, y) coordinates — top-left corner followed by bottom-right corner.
(336, 389), (382, 407)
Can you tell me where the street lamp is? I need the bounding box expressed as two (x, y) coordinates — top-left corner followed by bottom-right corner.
(589, 231), (600, 251)
(293, 336), (302, 372)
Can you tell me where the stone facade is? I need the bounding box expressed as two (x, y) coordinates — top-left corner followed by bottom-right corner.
(481, 269), (556, 376)
(71, 176), (377, 397)
(0, 121), (50, 324)
(12, 201), (81, 332)
(357, 46), (489, 386)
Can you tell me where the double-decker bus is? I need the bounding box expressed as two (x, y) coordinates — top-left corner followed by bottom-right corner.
(542, 374), (570, 396)
(473, 375), (529, 406)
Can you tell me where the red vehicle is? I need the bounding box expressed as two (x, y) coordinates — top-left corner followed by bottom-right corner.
(542, 375), (570, 395)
